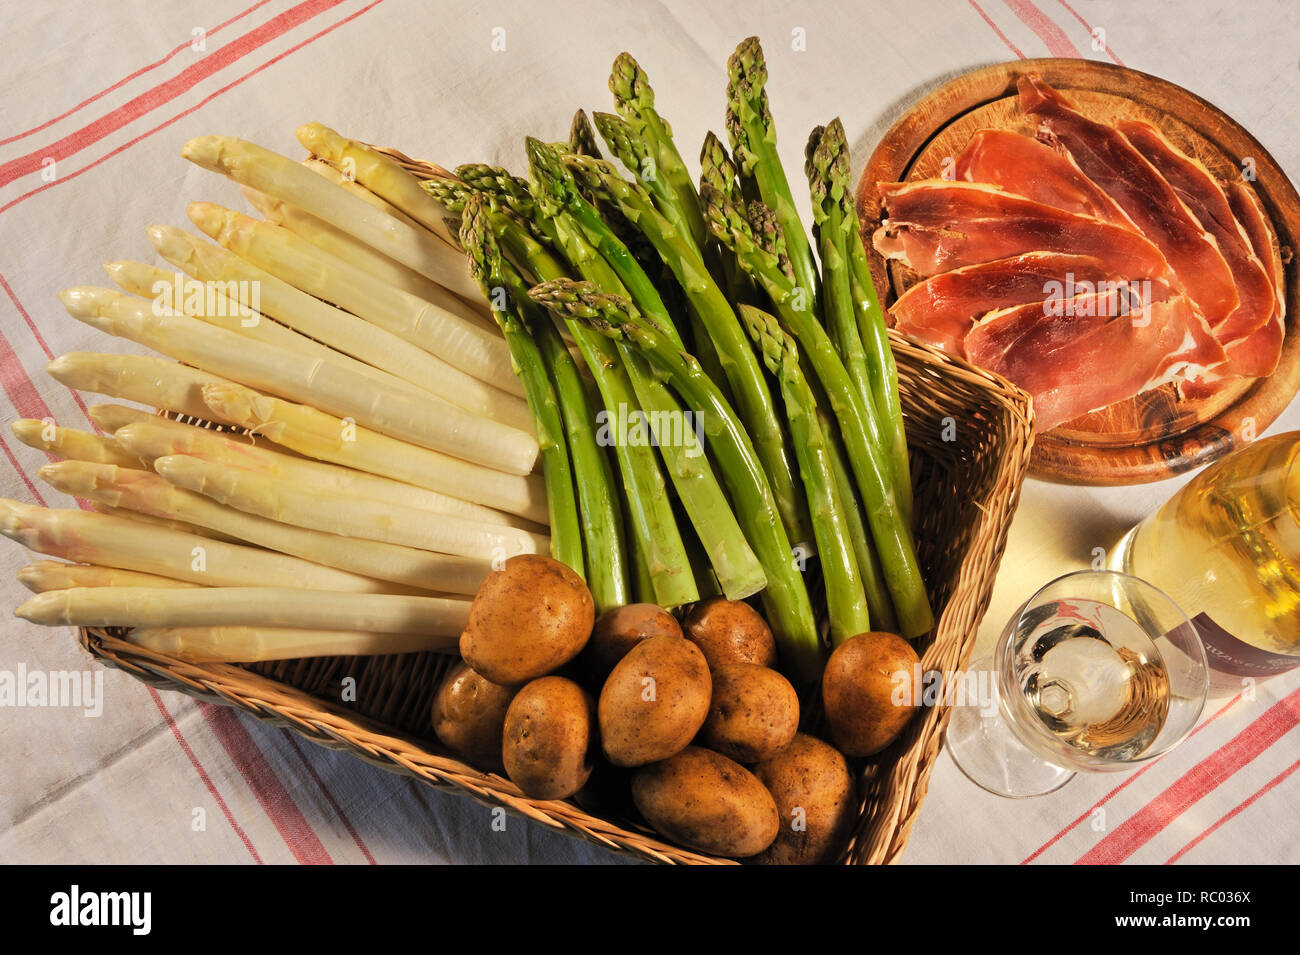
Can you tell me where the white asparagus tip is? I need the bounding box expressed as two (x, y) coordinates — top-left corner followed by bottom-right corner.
(179, 134), (228, 171)
(58, 286), (118, 321)
(186, 201), (229, 241)
(10, 419), (42, 444)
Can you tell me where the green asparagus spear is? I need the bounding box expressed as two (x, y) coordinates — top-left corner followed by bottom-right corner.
(530, 279), (822, 681)
(726, 36), (819, 309)
(701, 180), (933, 638)
(740, 304), (871, 645)
(568, 109), (603, 159)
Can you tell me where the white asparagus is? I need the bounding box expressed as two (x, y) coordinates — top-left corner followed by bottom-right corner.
(144, 225), (521, 424)
(113, 416), (536, 529)
(18, 560), (199, 593)
(127, 625), (457, 662)
(59, 287), (538, 474)
(0, 499), (408, 593)
(296, 123), (460, 247)
(91, 503), (243, 545)
(154, 454), (547, 560)
(47, 353), (240, 425)
(17, 586), (472, 635)
(181, 136), (472, 294)
(301, 157), (426, 229)
(201, 381), (548, 523)
(87, 403), (156, 433)
(41, 459), (491, 595)
(188, 203), (522, 398)
(240, 185), (495, 331)
(11, 418), (143, 468)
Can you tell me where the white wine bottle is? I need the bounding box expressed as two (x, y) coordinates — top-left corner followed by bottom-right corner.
(1111, 432), (1299, 696)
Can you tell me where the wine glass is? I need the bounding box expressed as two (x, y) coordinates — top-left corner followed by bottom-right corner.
(945, 570), (1208, 797)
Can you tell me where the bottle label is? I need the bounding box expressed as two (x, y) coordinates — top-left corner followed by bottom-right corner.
(1192, 613), (1300, 678)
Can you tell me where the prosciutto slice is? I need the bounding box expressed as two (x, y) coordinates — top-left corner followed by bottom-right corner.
(873, 180), (1168, 278)
(1222, 181), (1287, 380)
(890, 252), (1139, 356)
(965, 287), (1228, 432)
(955, 129), (1130, 225)
(1019, 75), (1239, 329)
(1120, 119), (1276, 379)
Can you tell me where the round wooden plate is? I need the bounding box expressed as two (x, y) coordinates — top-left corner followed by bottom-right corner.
(856, 58), (1300, 485)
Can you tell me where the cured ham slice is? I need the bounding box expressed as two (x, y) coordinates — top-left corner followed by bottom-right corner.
(890, 252), (1139, 356)
(965, 288), (1227, 432)
(1019, 75), (1240, 329)
(1120, 119), (1276, 380)
(955, 129), (1131, 225)
(873, 180), (1168, 278)
(1223, 181), (1287, 379)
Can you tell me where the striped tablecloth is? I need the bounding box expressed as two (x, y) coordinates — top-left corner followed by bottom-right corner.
(1, 0), (1296, 865)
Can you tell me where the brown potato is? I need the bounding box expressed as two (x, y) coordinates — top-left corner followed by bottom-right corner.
(431, 661), (518, 771)
(632, 746), (779, 857)
(682, 597), (777, 669)
(751, 734), (856, 865)
(582, 603), (682, 683)
(700, 663), (800, 763)
(598, 635), (711, 767)
(822, 632), (921, 757)
(501, 676), (596, 800)
(460, 554), (594, 685)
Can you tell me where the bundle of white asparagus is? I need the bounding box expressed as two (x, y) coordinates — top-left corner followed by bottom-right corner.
(7, 125), (548, 664)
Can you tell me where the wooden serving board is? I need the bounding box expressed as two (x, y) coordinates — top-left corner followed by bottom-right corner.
(856, 58), (1300, 485)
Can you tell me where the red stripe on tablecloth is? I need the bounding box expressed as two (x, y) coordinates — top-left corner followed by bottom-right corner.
(1076, 686), (1300, 865)
(0, 0), (345, 187)
(149, 690), (263, 862)
(0, 1), (273, 148)
(1054, 0), (1125, 65)
(1022, 693), (1243, 864)
(0, 0), (386, 216)
(201, 704), (334, 864)
(0, 271), (92, 425)
(281, 729), (378, 864)
(968, 1), (1027, 59)
(1164, 757), (1300, 864)
(0, 431), (48, 505)
(1002, 0), (1083, 57)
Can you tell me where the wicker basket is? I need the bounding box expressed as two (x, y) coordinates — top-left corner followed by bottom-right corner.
(77, 326), (1033, 864)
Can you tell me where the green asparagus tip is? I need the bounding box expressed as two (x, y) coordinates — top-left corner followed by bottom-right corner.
(610, 51), (653, 113)
(748, 200), (794, 283)
(457, 194), (500, 295)
(737, 303), (795, 377)
(591, 111), (649, 176)
(419, 176), (470, 214)
(527, 278), (637, 340)
(524, 137), (573, 217)
(569, 109), (602, 159)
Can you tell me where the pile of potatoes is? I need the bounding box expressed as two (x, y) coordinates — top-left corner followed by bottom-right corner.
(432, 554), (923, 864)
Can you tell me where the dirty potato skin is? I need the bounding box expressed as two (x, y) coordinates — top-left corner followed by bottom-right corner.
(582, 603), (683, 683)
(632, 746), (779, 857)
(598, 635), (711, 767)
(750, 733), (856, 865)
(700, 663), (800, 763)
(431, 661), (518, 771)
(501, 676), (597, 800)
(459, 554), (595, 685)
(681, 597), (778, 670)
(822, 632), (922, 757)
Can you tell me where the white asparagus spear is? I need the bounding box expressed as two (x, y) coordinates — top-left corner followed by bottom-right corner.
(41, 460), (491, 595)
(143, 225), (521, 423)
(187, 203), (520, 396)
(17, 586), (472, 635)
(18, 560), (199, 593)
(91, 503), (243, 545)
(86, 403), (155, 433)
(127, 625), (457, 662)
(11, 419), (143, 468)
(201, 381), (547, 523)
(47, 353), (239, 425)
(301, 157), (428, 231)
(0, 499), (409, 593)
(154, 454), (547, 560)
(180, 136), (471, 294)
(113, 416), (535, 529)
(59, 287), (538, 474)
(297, 123), (460, 247)
(240, 185), (497, 332)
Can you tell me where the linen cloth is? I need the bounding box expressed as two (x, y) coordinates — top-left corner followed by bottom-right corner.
(0, 0), (1296, 864)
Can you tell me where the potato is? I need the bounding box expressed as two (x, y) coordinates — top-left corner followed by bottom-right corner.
(582, 603), (682, 683)
(501, 676), (597, 800)
(700, 663), (800, 763)
(822, 632), (921, 757)
(460, 554), (595, 685)
(598, 635), (711, 767)
(431, 661), (518, 771)
(681, 597), (777, 669)
(632, 746), (779, 857)
(751, 733), (856, 865)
